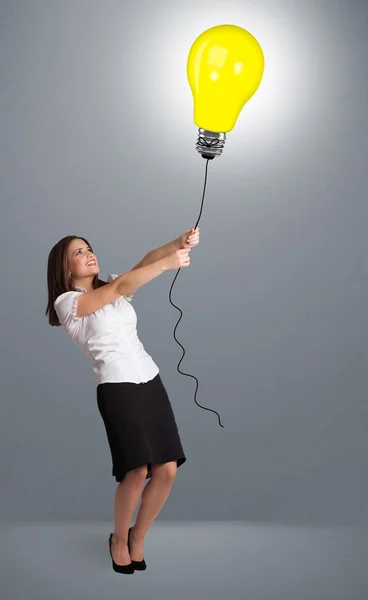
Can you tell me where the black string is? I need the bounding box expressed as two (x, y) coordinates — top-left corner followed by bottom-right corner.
(197, 137), (220, 150)
(168, 140), (224, 428)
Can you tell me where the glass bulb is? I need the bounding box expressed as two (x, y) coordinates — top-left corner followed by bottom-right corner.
(187, 24), (264, 158)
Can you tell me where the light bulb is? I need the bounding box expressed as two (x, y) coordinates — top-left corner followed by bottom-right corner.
(187, 24), (264, 159)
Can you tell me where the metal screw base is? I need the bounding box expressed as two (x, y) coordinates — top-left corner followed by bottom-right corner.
(196, 128), (226, 159)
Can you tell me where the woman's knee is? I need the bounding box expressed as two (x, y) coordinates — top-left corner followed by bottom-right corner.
(126, 464), (148, 481)
(151, 460), (177, 481)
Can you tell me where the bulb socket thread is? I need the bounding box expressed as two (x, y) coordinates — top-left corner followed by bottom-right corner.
(196, 128), (226, 159)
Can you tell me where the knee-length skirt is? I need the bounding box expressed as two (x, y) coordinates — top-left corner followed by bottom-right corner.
(96, 372), (186, 482)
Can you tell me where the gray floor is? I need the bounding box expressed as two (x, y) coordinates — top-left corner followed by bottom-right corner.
(1, 522), (368, 600)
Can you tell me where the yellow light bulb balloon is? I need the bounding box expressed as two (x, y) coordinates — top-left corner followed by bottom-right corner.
(187, 24), (264, 159)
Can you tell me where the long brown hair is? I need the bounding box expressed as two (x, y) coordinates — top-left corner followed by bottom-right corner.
(45, 235), (107, 327)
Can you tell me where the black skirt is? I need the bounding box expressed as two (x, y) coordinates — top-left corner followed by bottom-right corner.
(96, 372), (186, 482)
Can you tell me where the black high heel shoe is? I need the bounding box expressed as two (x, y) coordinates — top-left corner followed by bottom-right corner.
(108, 533), (135, 574)
(128, 526), (147, 571)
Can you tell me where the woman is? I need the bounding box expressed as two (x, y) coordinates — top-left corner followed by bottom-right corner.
(45, 227), (199, 574)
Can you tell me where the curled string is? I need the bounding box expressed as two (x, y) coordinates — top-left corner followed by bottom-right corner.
(197, 137), (220, 149)
(168, 153), (225, 428)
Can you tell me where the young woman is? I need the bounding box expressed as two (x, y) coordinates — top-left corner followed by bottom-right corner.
(45, 227), (199, 574)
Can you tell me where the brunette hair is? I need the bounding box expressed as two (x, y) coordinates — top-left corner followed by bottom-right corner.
(45, 235), (107, 327)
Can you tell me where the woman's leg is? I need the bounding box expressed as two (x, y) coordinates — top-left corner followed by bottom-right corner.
(111, 465), (148, 565)
(129, 461), (177, 561)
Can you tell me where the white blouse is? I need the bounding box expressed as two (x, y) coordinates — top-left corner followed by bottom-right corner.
(54, 274), (159, 386)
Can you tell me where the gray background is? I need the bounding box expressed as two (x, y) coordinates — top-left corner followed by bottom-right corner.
(1, 0), (367, 526)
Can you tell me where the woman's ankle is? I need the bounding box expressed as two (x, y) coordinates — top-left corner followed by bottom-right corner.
(131, 524), (145, 541)
(112, 531), (128, 545)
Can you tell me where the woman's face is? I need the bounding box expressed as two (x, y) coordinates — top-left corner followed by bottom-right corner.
(67, 238), (100, 286)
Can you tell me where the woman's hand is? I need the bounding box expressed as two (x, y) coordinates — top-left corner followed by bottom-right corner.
(178, 227), (200, 250)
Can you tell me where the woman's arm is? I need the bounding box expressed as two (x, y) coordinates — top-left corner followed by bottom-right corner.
(140, 238), (181, 267)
